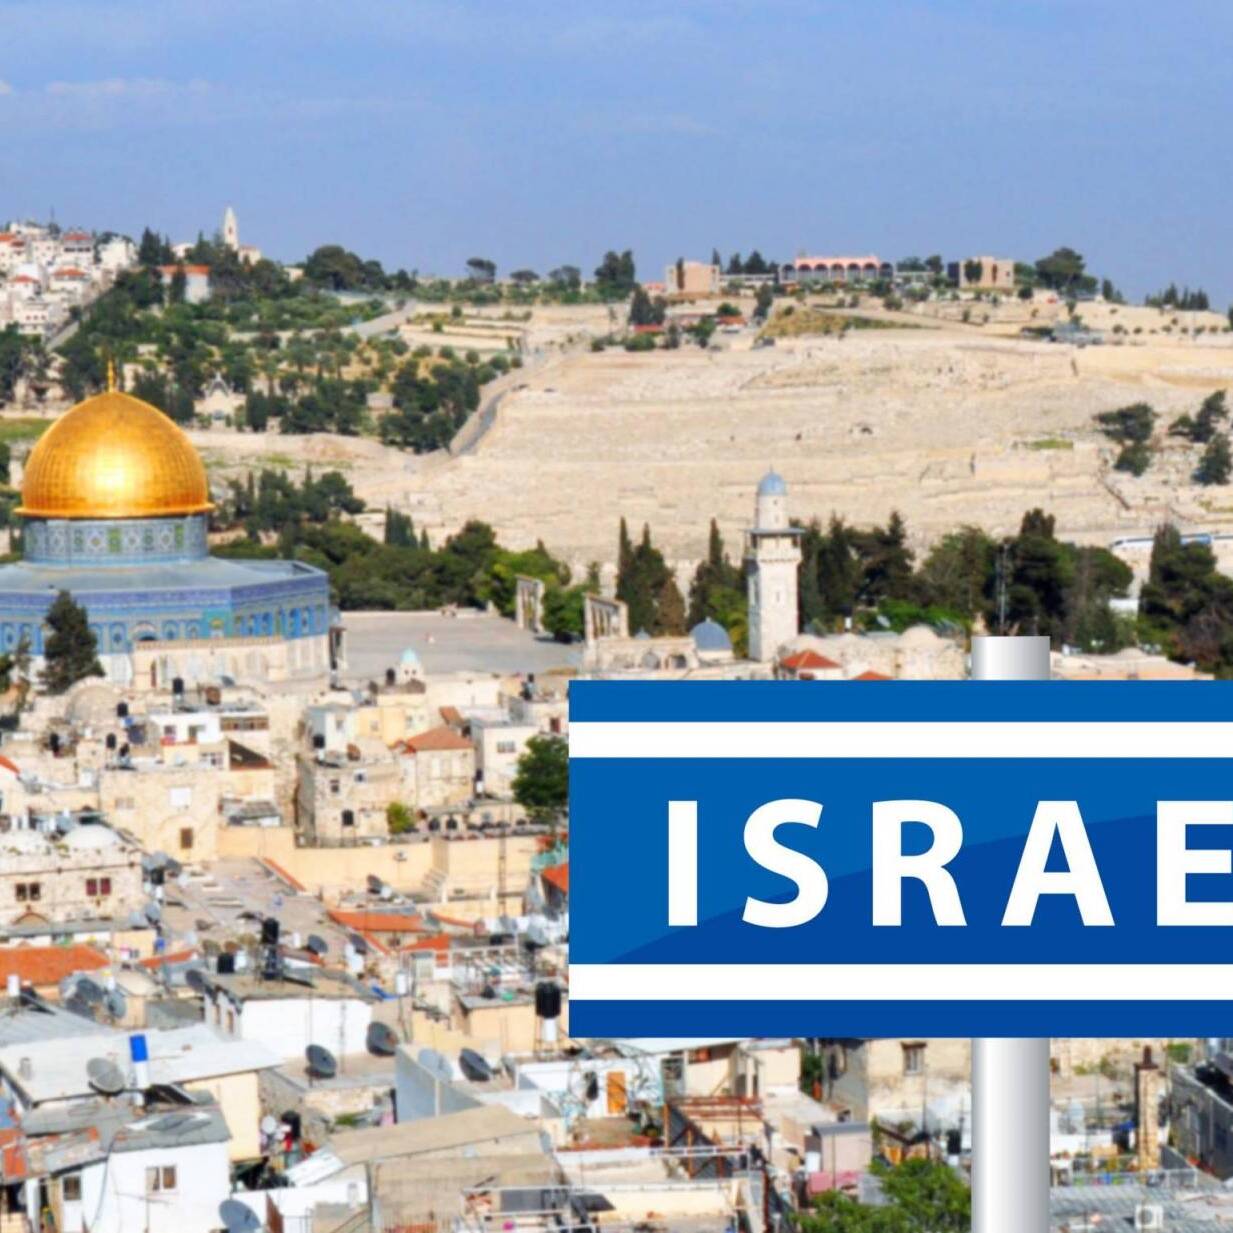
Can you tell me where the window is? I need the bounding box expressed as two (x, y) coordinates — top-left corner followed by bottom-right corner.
(15, 882), (40, 903)
(903, 1043), (926, 1076)
(496, 741), (516, 755)
(328, 779), (340, 796)
(179, 827), (194, 851)
(146, 1166), (177, 1194)
(114, 796), (134, 811)
(85, 877), (112, 897)
(61, 1174), (81, 1203)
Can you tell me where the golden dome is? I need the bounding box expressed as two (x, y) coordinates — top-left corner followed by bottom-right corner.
(17, 390), (213, 520)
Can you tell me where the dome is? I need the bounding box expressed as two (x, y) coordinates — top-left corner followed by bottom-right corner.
(400, 648), (421, 665)
(757, 469), (787, 497)
(690, 618), (732, 653)
(66, 681), (122, 726)
(18, 390), (213, 520)
(62, 825), (120, 851)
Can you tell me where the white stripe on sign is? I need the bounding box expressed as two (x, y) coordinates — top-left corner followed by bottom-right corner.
(569, 963), (1233, 1002)
(569, 721), (1233, 760)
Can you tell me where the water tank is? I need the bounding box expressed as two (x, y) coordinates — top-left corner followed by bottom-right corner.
(535, 981), (562, 1019)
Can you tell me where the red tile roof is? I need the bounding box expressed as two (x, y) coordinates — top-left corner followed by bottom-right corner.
(157, 264), (210, 276)
(0, 756), (19, 776)
(328, 909), (428, 933)
(137, 948), (198, 969)
(0, 944), (108, 987)
(542, 863), (569, 895)
(853, 669), (892, 681)
(781, 650), (841, 671)
(402, 726), (473, 754)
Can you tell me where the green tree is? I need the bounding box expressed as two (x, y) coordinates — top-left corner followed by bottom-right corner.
(386, 801), (416, 834)
(798, 1158), (969, 1233)
(512, 734), (568, 822)
(593, 249), (636, 297)
(41, 591), (103, 694)
(1197, 434), (1232, 486)
(1034, 246), (1094, 293)
(616, 523), (672, 633)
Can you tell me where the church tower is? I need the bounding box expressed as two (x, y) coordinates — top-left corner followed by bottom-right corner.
(745, 470), (802, 662)
(222, 205), (239, 252)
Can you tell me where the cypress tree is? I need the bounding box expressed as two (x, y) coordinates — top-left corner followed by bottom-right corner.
(41, 591), (103, 694)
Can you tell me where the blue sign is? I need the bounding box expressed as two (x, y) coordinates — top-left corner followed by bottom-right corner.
(569, 680), (1233, 1037)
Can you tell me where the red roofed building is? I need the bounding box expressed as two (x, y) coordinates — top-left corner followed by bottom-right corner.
(0, 943), (108, 994)
(155, 264), (211, 304)
(778, 649), (843, 681)
(852, 669), (892, 681)
(398, 726), (475, 809)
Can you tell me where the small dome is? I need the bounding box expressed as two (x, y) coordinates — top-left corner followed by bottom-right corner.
(634, 628), (651, 641)
(67, 682), (122, 726)
(63, 825), (120, 851)
(757, 470), (787, 497)
(399, 648), (421, 665)
(691, 618), (732, 653)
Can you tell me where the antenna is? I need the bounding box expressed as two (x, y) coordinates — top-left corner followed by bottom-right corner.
(86, 1057), (125, 1096)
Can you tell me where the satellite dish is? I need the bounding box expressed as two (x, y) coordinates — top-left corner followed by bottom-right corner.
(75, 977), (104, 1007)
(165, 858), (183, 877)
(366, 875), (384, 894)
(144, 902), (161, 924)
(219, 1199), (262, 1233)
(347, 933), (368, 956)
(418, 1047), (454, 1083)
(127, 911), (146, 929)
(306, 934), (328, 958)
(186, 969), (208, 994)
(87, 1057), (125, 1095)
(64, 994), (92, 1019)
(305, 1045), (337, 1079)
(366, 1022), (398, 1057)
(104, 989), (127, 1020)
(260, 1115), (278, 1136)
(459, 1048), (493, 1082)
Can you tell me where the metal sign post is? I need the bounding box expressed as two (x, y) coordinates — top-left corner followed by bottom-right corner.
(970, 636), (1050, 1233)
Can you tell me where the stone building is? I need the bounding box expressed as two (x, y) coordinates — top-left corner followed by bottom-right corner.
(0, 823), (144, 929)
(948, 256), (1015, 292)
(296, 740), (405, 844)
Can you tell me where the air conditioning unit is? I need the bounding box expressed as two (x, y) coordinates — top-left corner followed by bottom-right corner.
(1134, 1203), (1164, 1231)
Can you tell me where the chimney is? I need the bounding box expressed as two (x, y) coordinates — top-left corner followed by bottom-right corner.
(1135, 1046), (1161, 1170)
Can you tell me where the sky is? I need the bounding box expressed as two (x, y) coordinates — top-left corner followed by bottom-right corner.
(1, 0), (1230, 303)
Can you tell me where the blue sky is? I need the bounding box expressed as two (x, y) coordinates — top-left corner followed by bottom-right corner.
(1, 0), (1229, 302)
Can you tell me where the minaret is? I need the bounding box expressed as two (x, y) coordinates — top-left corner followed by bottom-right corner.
(222, 205), (239, 252)
(745, 470), (802, 662)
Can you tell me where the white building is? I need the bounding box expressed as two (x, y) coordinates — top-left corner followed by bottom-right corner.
(744, 470), (802, 662)
(202, 970), (374, 1063)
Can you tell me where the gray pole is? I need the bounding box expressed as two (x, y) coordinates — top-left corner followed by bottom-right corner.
(970, 635), (1051, 1233)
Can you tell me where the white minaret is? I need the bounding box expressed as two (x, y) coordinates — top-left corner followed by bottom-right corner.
(745, 470), (802, 662)
(222, 205), (239, 252)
